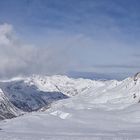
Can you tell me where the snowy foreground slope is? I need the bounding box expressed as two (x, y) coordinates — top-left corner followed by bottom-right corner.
(1, 74), (140, 139)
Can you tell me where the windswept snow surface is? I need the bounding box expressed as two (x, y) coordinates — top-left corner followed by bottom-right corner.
(1, 74), (140, 139)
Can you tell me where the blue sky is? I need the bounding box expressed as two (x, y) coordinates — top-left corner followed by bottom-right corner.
(0, 0), (140, 79)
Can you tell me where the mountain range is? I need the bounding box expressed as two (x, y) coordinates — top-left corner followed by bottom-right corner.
(0, 73), (140, 120)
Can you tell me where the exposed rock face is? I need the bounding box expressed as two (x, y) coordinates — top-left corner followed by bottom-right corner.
(0, 89), (19, 120)
(0, 76), (69, 120)
(0, 81), (68, 112)
(134, 72), (140, 81)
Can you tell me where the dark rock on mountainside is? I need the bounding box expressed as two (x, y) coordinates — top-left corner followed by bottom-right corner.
(0, 80), (68, 112)
(134, 72), (140, 81)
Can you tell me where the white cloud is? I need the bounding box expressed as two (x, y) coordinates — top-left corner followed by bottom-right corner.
(0, 23), (13, 45)
(0, 23), (71, 78)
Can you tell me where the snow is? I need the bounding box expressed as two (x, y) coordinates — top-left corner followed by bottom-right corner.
(50, 110), (71, 119)
(1, 74), (140, 139)
(1, 104), (140, 140)
(25, 75), (104, 96)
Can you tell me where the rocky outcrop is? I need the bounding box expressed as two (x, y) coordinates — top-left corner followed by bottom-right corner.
(134, 72), (140, 81)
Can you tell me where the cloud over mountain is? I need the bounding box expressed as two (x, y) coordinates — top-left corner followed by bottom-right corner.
(0, 23), (70, 78)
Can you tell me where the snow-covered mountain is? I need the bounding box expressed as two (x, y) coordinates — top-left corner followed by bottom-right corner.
(0, 73), (140, 120)
(1, 73), (140, 139)
(23, 74), (140, 108)
(0, 79), (68, 113)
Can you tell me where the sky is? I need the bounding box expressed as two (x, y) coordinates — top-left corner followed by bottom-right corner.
(0, 0), (140, 79)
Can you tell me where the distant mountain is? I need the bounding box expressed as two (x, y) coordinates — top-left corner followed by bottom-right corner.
(67, 71), (131, 80)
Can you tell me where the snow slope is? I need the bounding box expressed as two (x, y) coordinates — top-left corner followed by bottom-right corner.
(0, 74), (140, 139)
(1, 104), (140, 140)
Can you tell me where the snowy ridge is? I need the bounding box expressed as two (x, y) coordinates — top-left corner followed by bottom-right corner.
(25, 75), (104, 96)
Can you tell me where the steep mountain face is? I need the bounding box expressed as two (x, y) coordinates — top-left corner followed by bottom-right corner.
(0, 74), (140, 120)
(0, 88), (20, 120)
(0, 80), (68, 112)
